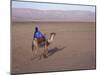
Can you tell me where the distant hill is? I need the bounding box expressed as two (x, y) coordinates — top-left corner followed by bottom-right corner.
(12, 8), (95, 22)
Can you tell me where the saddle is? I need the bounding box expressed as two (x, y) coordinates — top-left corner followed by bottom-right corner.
(33, 37), (46, 47)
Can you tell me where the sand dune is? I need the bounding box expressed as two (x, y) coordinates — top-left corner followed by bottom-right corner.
(12, 8), (95, 22)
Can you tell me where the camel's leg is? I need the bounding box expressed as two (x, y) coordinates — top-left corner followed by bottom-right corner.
(43, 43), (48, 58)
(32, 39), (38, 59)
(38, 53), (43, 60)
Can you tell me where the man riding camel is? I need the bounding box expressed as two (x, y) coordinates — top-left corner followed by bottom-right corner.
(33, 26), (45, 40)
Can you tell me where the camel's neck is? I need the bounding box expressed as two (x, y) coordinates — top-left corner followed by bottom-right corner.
(48, 34), (55, 43)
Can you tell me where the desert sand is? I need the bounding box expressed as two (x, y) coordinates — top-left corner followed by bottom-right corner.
(12, 8), (95, 22)
(11, 22), (96, 74)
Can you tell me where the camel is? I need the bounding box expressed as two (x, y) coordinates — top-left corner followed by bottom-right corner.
(32, 32), (56, 59)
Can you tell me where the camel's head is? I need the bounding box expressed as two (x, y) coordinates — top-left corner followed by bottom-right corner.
(50, 32), (56, 36)
(47, 32), (56, 43)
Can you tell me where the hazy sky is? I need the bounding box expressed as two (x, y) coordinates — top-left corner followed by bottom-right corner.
(12, 1), (95, 12)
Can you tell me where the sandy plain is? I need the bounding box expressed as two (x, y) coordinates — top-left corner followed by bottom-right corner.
(11, 22), (96, 74)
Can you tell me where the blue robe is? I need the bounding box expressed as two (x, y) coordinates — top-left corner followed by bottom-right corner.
(34, 31), (44, 39)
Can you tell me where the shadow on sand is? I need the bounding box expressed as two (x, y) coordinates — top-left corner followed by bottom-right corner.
(31, 46), (66, 60)
(48, 46), (66, 57)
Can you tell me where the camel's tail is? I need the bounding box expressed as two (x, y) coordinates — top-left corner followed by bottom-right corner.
(32, 41), (34, 52)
